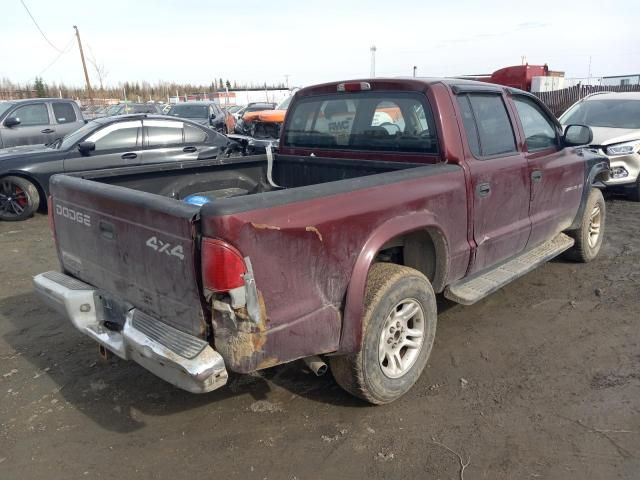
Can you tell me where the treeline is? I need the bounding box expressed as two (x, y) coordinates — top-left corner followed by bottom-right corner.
(0, 77), (289, 101)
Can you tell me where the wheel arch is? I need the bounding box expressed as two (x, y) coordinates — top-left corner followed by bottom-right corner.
(338, 213), (449, 354)
(568, 158), (609, 231)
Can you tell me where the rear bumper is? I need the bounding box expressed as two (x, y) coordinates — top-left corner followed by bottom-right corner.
(33, 271), (228, 393)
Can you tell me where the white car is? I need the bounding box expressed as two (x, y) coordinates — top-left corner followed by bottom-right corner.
(560, 92), (640, 200)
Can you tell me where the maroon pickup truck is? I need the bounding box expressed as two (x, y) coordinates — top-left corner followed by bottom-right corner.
(34, 78), (609, 404)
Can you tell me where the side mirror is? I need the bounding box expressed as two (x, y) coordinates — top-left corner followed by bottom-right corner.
(4, 117), (20, 128)
(77, 141), (96, 154)
(563, 124), (593, 147)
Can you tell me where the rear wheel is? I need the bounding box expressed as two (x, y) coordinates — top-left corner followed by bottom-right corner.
(330, 263), (437, 404)
(0, 176), (40, 221)
(567, 188), (605, 262)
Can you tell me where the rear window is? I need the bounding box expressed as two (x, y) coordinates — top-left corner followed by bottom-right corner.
(283, 92), (437, 153)
(52, 102), (77, 124)
(456, 94), (516, 158)
(145, 120), (184, 146)
(184, 124), (207, 143)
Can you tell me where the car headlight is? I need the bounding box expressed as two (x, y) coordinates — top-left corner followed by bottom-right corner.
(605, 140), (640, 155)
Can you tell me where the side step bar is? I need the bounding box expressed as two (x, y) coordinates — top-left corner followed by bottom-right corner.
(445, 233), (575, 305)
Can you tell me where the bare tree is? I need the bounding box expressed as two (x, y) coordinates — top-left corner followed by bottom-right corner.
(86, 47), (108, 92)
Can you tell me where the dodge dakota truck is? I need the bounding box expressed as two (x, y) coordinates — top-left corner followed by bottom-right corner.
(34, 78), (609, 404)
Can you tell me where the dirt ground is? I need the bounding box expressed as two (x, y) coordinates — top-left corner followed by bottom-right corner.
(1, 198), (639, 480)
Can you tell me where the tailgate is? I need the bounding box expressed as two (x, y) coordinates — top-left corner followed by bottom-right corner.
(49, 174), (206, 337)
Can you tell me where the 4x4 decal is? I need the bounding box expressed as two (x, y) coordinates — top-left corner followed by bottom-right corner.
(146, 236), (184, 260)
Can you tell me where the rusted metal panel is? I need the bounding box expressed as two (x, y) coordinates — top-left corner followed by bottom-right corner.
(202, 165), (468, 362)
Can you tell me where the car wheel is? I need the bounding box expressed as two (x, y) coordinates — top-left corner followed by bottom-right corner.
(566, 188), (606, 262)
(0, 176), (40, 221)
(330, 263), (437, 404)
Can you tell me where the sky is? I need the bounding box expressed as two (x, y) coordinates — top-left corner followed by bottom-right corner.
(2, 0), (639, 89)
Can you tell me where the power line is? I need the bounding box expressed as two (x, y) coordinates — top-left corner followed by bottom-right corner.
(37, 35), (76, 78)
(20, 0), (63, 53)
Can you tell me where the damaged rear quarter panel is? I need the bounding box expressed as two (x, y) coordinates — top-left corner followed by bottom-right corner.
(200, 166), (468, 372)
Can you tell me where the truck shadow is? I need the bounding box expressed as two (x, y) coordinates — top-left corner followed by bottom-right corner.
(0, 292), (364, 433)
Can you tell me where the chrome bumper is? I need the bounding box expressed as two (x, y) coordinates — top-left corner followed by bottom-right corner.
(33, 271), (228, 393)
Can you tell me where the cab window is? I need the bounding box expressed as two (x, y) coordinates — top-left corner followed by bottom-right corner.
(12, 104), (50, 126)
(456, 93), (516, 158)
(284, 92), (437, 153)
(52, 102), (77, 124)
(513, 97), (558, 151)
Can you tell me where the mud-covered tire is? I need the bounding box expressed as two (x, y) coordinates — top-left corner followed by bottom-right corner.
(330, 263), (437, 404)
(567, 188), (606, 262)
(0, 176), (40, 222)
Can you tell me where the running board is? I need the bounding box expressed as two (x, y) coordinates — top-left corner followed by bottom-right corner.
(444, 233), (575, 305)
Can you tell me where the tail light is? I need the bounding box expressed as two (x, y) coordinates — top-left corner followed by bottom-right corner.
(201, 238), (247, 292)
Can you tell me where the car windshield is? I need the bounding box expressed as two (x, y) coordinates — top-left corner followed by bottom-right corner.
(561, 99), (640, 129)
(55, 120), (101, 150)
(106, 105), (123, 115)
(167, 104), (208, 118)
(276, 97), (292, 110)
(0, 102), (16, 117)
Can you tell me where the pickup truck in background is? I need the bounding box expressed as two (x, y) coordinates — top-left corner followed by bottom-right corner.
(34, 78), (609, 404)
(0, 98), (85, 148)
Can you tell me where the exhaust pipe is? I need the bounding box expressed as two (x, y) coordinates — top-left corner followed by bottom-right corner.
(303, 356), (328, 376)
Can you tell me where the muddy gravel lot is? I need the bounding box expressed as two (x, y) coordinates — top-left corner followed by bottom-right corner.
(1, 199), (639, 480)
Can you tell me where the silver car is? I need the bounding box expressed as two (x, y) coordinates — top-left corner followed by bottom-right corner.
(0, 98), (85, 148)
(560, 92), (640, 200)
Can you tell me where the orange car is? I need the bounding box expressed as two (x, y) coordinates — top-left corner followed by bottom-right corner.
(240, 97), (292, 139)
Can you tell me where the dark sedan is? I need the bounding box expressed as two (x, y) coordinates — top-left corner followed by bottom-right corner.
(0, 114), (231, 221)
(166, 101), (235, 134)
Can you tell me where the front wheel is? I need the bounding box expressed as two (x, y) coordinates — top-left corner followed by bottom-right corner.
(567, 188), (606, 262)
(0, 176), (40, 221)
(330, 263), (437, 404)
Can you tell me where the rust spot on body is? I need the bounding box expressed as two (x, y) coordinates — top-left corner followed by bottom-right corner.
(305, 226), (323, 242)
(251, 222), (281, 231)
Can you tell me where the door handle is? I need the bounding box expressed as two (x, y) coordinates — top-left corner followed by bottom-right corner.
(531, 170), (543, 182)
(476, 182), (491, 198)
(41, 128), (55, 134)
(121, 152), (137, 160)
(183, 146), (197, 153)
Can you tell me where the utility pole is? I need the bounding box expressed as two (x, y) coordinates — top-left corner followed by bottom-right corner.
(370, 45), (377, 77)
(284, 74), (290, 89)
(73, 25), (93, 102)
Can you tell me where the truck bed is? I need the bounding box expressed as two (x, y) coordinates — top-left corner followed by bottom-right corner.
(74, 154), (420, 199)
(50, 155), (432, 338)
